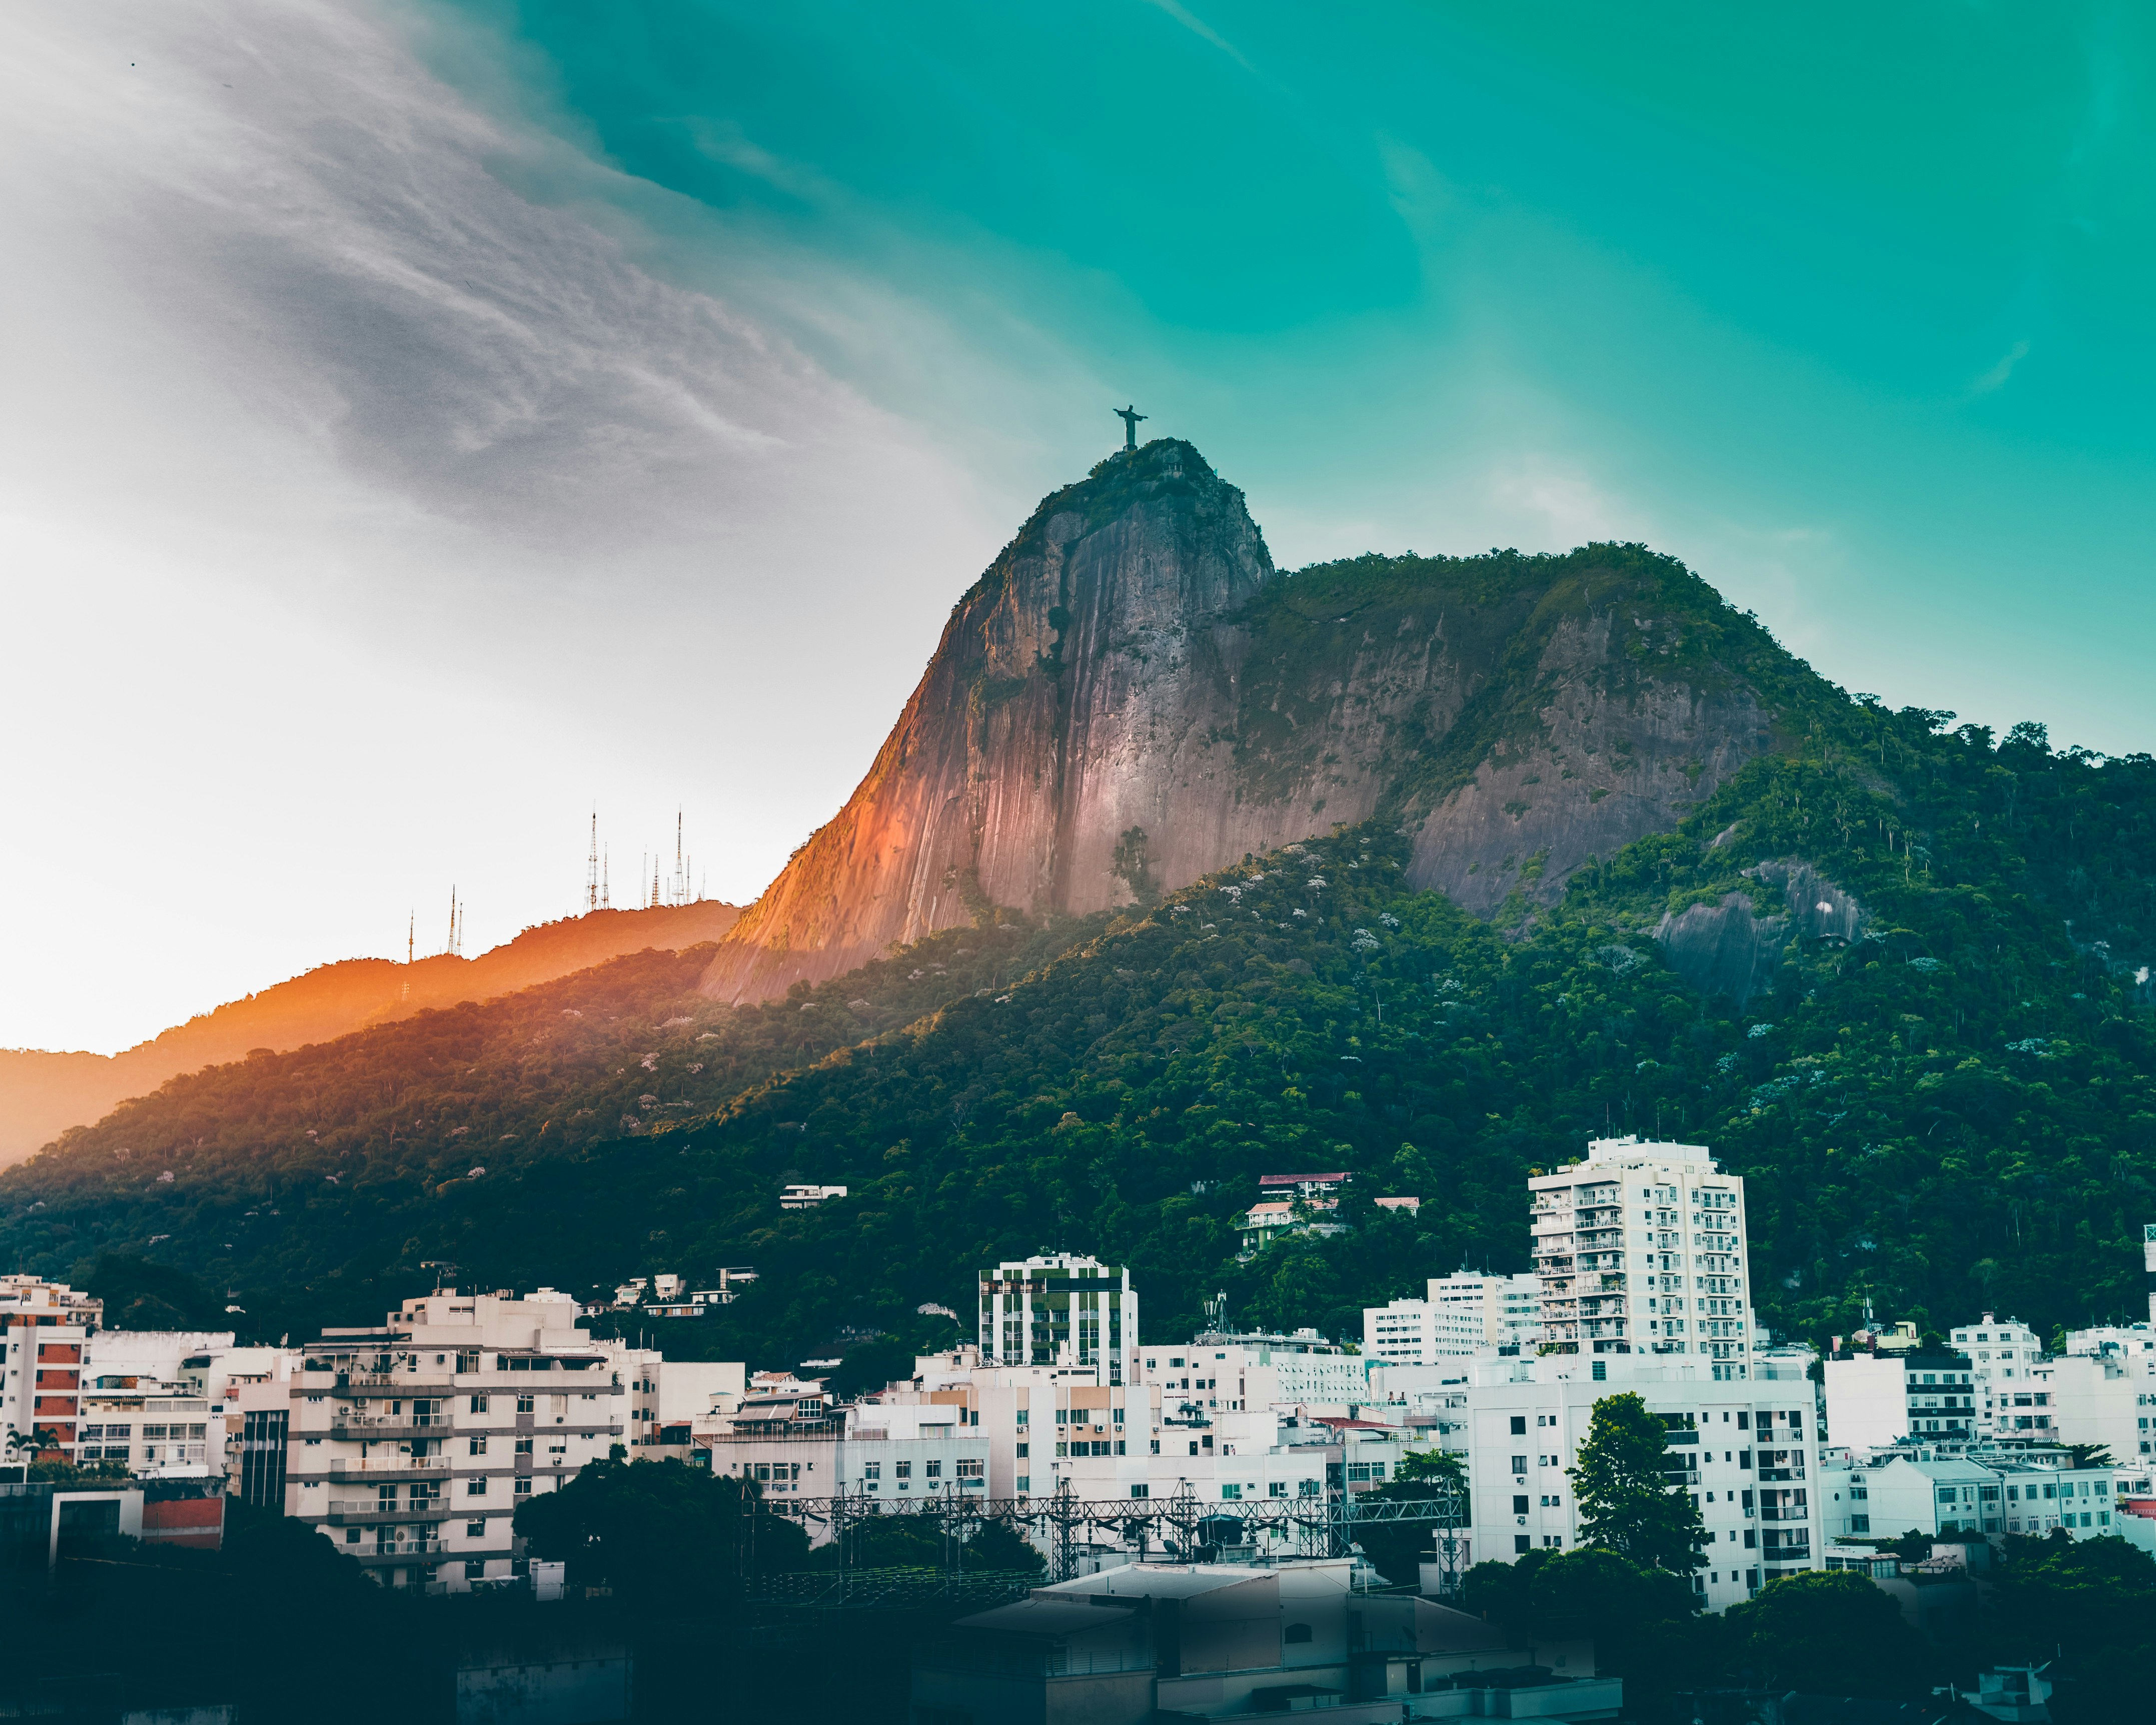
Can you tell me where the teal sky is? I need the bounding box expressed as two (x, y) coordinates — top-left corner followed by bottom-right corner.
(427, 0), (2156, 751)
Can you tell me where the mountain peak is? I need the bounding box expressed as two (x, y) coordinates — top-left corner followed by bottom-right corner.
(701, 456), (1789, 1002)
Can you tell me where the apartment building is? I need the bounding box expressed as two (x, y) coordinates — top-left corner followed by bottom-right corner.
(2035, 1353), (2152, 1460)
(1462, 1353), (1821, 1613)
(1362, 1274), (1543, 1365)
(696, 1372), (994, 1502)
(1530, 1138), (1753, 1377)
(1144, 1330), (1368, 1416)
(1, 1276), (105, 1464)
(1822, 1349), (1978, 1451)
(229, 1287), (643, 1592)
(1944, 1313), (2044, 1437)
(977, 1254), (1139, 1385)
(1818, 1448), (2119, 1540)
(1363, 1297), (1481, 1365)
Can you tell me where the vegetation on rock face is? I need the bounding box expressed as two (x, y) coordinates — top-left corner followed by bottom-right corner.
(2, 561), (2154, 1373)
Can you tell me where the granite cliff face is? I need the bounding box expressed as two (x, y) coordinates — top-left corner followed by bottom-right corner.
(701, 440), (1796, 1002)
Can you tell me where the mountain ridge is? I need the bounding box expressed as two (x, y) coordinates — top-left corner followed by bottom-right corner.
(0, 900), (741, 1167)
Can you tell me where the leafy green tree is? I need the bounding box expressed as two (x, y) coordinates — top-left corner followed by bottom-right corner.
(1986, 1532), (2155, 1722)
(963, 1517), (1046, 1574)
(1569, 1392), (1703, 1575)
(1355, 1447), (1468, 1585)
(1719, 1570), (1927, 1698)
(514, 1457), (807, 1604)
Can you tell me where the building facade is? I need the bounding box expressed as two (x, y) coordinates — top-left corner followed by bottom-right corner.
(977, 1254), (1139, 1385)
(1529, 1138), (1752, 1376)
(1823, 1350), (1978, 1451)
(1462, 1353), (1821, 1612)
(230, 1288), (640, 1592)
(1, 1276), (105, 1464)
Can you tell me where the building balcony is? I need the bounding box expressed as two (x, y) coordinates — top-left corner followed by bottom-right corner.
(1757, 1467), (1806, 1483)
(325, 1500), (445, 1524)
(329, 1456), (450, 1480)
(354, 1538), (444, 1564)
(327, 1373), (455, 1394)
(330, 1415), (447, 1440)
(1759, 1507), (1809, 1522)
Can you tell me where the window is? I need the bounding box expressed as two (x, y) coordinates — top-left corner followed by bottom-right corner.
(895, 1461), (911, 1480)
(469, 1437), (487, 1456)
(514, 1437), (533, 1455)
(466, 1519), (486, 1538)
(516, 1395), (534, 1414)
(1511, 1456), (1528, 1475)
(466, 1479), (487, 1496)
(957, 1460), (984, 1479)
(1284, 1623), (1313, 1644)
(1222, 1483), (1242, 1500)
(1513, 1495), (1530, 1515)
(1510, 1416), (1527, 1435)
(469, 1395), (488, 1414)
(1129, 1484), (1150, 1499)
(1269, 1481), (1288, 1497)
(1515, 1535), (1531, 1554)
(465, 1559), (487, 1580)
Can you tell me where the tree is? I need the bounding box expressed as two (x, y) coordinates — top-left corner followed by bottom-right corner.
(514, 1458), (808, 1606)
(1568, 1392), (1703, 1574)
(1987, 1531), (2155, 1721)
(963, 1517), (1046, 1574)
(1719, 1570), (1926, 1698)
(1355, 1447), (1468, 1586)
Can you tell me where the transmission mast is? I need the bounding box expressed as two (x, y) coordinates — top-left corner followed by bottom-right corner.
(586, 809), (600, 914)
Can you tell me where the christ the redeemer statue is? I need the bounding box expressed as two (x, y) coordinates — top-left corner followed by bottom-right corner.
(1115, 404), (1147, 449)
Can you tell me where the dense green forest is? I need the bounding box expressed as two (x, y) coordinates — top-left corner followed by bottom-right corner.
(5, 570), (2156, 1367)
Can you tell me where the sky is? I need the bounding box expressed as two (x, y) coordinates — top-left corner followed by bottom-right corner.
(6, 1), (2155, 1055)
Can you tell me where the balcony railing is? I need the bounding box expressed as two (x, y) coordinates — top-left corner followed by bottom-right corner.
(1759, 1507), (1809, 1522)
(356, 1538), (444, 1562)
(325, 1499), (445, 1523)
(329, 1456), (449, 1479)
(333, 1373), (454, 1392)
(330, 1414), (445, 1438)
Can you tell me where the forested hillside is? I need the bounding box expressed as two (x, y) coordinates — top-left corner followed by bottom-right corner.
(0, 900), (741, 1166)
(4, 554), (2154, 1366)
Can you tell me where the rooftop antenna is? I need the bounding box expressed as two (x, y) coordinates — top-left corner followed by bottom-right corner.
(586, 808), (600, 914)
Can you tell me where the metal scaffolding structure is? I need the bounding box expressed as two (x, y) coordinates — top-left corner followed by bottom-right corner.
(748, 1482), (1466, 1586)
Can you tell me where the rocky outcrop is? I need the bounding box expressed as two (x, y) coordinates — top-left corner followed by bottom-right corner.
(1652, 858), (1868, 1005)
(702, 441), (1793, 1002)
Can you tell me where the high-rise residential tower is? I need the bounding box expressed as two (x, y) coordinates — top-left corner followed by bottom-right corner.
(1531, 1137), (1753, 1379)
(977, 1254), (1139, 1386)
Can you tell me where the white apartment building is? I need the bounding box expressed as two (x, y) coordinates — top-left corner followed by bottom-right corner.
(2063, 1323), (2155, 1371)
(2036, 1353), (2152, 1461)
(1530, 1138), (1753, 1377)
(230, 1287), (648, 1592)
(1946, 1313), (2043, 1437)
(1363, 1274), (1544, 1365)
(1823, 1351), (1977, 1451)
(1145, 1331), (1369, 1416)
(1819, 1449), (2119, 1540)
(697, 1374), (994, 1505)
(1364, 1297), (1481, 1364)
(1, 1276), (104, 1464)
(1463, 1353), (1820, 1613)
(977, 1254), (1139, 1385)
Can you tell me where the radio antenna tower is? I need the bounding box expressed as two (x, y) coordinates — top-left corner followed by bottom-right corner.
(446, 886), (457, 957)
(650, 851), (661, 910)
(586, 809), (600, 914)
(601, 847), (611, 910)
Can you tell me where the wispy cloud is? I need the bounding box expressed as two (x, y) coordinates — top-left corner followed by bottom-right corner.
(1140, 0), (1255, 74)
(1968, 338), (2031, 397)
